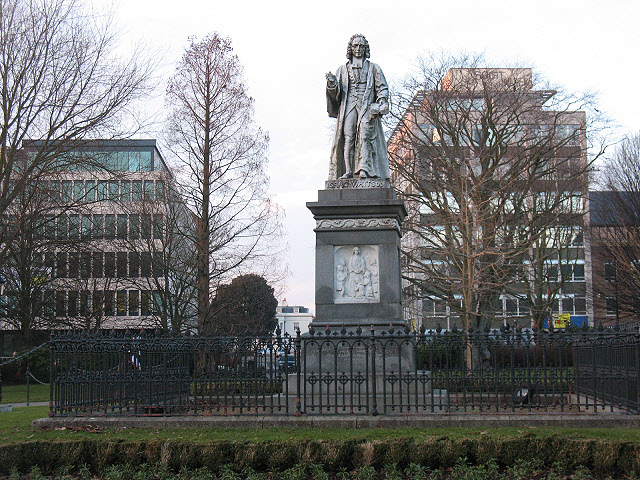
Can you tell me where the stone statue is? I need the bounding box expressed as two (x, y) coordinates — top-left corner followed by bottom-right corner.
(326, 34), (390, 180)
(347, 246), (367, 297)
(335, 258), (348, 297)
(368, 258), (379, 296)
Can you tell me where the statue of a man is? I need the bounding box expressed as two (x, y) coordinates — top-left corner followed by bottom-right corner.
(326, 34), (390, 180)
(347, 246), (367, 297)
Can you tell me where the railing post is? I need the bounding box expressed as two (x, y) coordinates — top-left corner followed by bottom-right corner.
(295, 327), (302, 416)
(26, 365), (30, 406)
(636, 331), (640, 413)
(49, 333), (54, 416)
(370, 326), (378, 416)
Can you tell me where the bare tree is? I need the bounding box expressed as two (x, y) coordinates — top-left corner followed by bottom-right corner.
(0, 163), (106, 343)
(389, 53), (603, 336)
(164, 34), (282, 332)
(0, 0), (154, 264)
(591, 133), (640, 324)
(112, 176), (199, 333)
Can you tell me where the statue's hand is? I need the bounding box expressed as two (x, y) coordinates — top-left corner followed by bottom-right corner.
(326, 72), (337, 86)
(369, 103), (380, 116)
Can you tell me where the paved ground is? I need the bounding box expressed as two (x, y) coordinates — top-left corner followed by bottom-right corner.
(7, 401), (48, 408)
(8, 401), (637, 429)
(32, 413), (640, 429)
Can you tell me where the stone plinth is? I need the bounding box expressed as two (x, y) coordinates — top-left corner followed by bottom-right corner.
(306, 180), (407, 330)
(300, 331), (416, 374)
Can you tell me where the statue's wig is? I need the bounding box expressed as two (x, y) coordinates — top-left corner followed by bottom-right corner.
(346, 34), (370, 60)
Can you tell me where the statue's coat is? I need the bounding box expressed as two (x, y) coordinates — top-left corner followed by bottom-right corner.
(327, 60), (390, 180)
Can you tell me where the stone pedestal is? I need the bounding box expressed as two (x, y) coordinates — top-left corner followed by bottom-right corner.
(306, 179), (407, 330)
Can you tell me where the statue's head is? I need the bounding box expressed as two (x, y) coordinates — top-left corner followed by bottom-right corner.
(346, 34), (370, 61)
(353, 246), (361, 255)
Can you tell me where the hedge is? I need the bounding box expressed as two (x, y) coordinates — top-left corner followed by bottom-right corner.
(0, 435), (639, 477)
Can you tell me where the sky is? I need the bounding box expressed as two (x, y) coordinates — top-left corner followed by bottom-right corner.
(93, 0), (640, 313)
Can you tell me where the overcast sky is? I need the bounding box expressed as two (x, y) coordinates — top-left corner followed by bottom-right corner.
(94, 0), (640, 312)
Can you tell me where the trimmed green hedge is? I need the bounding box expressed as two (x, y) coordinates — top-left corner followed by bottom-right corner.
(1, 435), (639, 477)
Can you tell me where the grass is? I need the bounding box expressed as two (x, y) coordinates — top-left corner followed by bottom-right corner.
(1, 384), (50, 403)
(2, 406), (640, 445)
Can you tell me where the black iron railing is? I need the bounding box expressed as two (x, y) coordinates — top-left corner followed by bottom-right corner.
(49, 326), (640, 416)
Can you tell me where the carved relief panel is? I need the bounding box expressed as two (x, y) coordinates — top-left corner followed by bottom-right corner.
(334, 245), (379, 303)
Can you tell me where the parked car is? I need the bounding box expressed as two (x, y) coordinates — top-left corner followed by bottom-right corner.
(278, 354), (296, 373)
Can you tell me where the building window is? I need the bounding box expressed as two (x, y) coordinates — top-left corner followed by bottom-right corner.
(604, 262), (616, 281)
(144, 180), (154, 200)
(68, 290), (78, 317)
(116, 290), (127, 316)
(572, 263), (584, 281)
(141, 291), (152, 316)
(120, 181), (130, 201)
(47, 181), (59, 203)
(560, 263), (585, 282)
(117, 214), (128, 239)
(141, 214), (151, 239)
(62, 181), (72, 202)
(574, 297), (586, 315)
(153, 291), (162, 314)
(116, 252), (128, 278)
(502, 297), (529, 317)
(561, 297), (574, 315)
(81, 215), (91, 239)
(56, 252), (67, 278)
(153, 214), (163, 240)
(109, 181), (119, 201)
(153, 252), (163, 277)
(128, 290), (139, 316)
(155, 181), (164, 201)
(556, 124), (580, 146)
(69, 215), (79, 239)
(44, 215), (55, 240)
(104, 290), (115, 316)
(423, 298), (447, 317)
(104, 214), (116, 239)
(80, 291), (90, 316)
(129, 214), (139, 239)
(570, 231), (584, 247)
(129, 252), (140, 278)
(98, 181), (109, 201)
(132, 181), (142, 201)
(92, 252), (103, 278)
(92, 214), (104, 239)
(80, 252), (91, 278)
(140, 253), (152, 277)
(73, 181), (84, 202)
(68, 252), (79, 278)
(129, 151), (153, 171)
(55, 291), (66, 317)
(56, 215), (68, 239)
(605, 297), (618, 316)
(85, 180), (96, 202)
(505, 298), (518, 315)
(93, 291), (103, 316)
(104, 252), (115, 277)
(43, 290), (54, 317)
